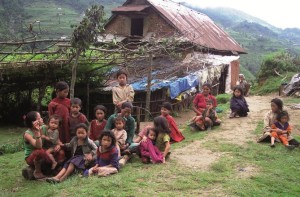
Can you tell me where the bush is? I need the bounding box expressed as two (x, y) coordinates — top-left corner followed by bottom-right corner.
(0, 137), (24, 154)
(216, 94), (231, 104)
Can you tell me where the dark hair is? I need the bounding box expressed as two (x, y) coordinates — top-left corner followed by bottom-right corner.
(276, 110), (289, 122)
(75, 123), (88, 134)
(47, 114), (61, 126)
(206, 99), (213, 104)
(25, 111), (38, 128)
(153, 116), (170, 134)
(99, 130), (116, 149)
(116, 70), (128, 79)
(114, 116), (125, 124)
(233, 85), (244, 97)
(71, 98), (82, 106)
(202, 83), (212, 90)
(121, 102), (133, 109)
(146, 127), (157, 136)
(94, 105), (107, 114)
(55, 81), (69, 91)
(271, 98), (283, 112)
(161, 102), (172, 111)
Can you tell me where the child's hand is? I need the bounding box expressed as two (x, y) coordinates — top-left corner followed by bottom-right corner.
(141, 136), (147, 142)
(54, 145), (61, 152)
(162, 157), (166, 164)
(84, 153), (93, 161)
(92, 167), (98, 173)
(276, 129), (283, 134)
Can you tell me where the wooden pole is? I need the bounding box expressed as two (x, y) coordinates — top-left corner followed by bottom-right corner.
(70, 49), (81, 99)
(145, 52), (152, 121)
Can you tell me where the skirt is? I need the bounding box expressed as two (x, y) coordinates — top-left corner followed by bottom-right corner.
(63, 155), (85, 170)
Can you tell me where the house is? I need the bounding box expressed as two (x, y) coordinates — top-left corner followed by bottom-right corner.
(94, 0), (245, 120)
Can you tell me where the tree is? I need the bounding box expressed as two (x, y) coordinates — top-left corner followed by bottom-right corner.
(70, 5), (105, 98)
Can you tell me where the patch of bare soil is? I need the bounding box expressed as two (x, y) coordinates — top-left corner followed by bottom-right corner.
(235, 165), (260, 179)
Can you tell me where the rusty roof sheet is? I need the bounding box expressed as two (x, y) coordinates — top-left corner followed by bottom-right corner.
(147, 0), (245, 53)
(112, 5), (150, 12)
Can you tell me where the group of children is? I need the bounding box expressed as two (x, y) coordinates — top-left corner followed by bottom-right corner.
(23, 70), (186, 182)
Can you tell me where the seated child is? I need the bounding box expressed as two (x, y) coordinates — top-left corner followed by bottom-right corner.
(87, 130), (119, 177)
(41, 115), (64, 169)
(89, 105), (107, 145)
(153, 116), (171, 162)
(160, 102), (185, 142)
(191, 99), (221, 131)
(46, 123), (97, 183)
(68, 98), (89, 139)
(111, 116), (127, 157)
(229, 85), (249, 118)
(139, 127), (164, 164)
(270, 111), (295, 150)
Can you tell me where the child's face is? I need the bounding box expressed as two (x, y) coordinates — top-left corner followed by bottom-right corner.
(202, 86), (211, 95)
(49, 118), (59, 130)
(121, 107), (131, 117)
(115, 120), (124, 130)
(76, 128), (87, 140)
(57, 88), (69, 99)
(101, 136), (112, 149)
(117, 74), (127, 86)
(280, 116), (288, 124)
(206, 103), (213, 109)
(148, 130), (156, 140)
(95, 109), (105, 121)
(160, 107), (169, 116)
(234, 89), (242, 97)
(71, 104), (81, 115)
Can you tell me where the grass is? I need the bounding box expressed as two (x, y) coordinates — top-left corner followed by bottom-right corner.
(1, 98), (300, 196)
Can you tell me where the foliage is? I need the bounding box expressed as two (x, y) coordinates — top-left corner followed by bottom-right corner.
(0, 137), (24, 154)
(216, 93), (231, 104)
(257, 51), (299, 82)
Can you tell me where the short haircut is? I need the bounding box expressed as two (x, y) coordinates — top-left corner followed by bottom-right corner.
(94, 105), (107, 114)
(276, 110), (289, 122)
(233, 85), (244, 96)
(116, 70), (128, 78)
(206, 99), (214, 104)
(146, 127), (157, 136)
(48, 114), (61, 125)
(161, 102), (172, 111)
(71, 97), (82, 106)
(271, 98), (283, 112)
(114, 116), (125, 124)
(75, 123), (88, 133)
(25, 111), (38, 128)
(99, 130), (116, 149)
(55, 81), (69, 91)
(121, 102), (133, 109)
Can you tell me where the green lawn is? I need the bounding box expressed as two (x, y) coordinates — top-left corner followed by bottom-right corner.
(1, 98), (300, 196)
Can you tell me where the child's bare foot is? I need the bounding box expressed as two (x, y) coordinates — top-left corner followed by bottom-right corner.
(33, 171), (46, 179)
(51, 161), (58, 170)
(270, 144), (275, 148)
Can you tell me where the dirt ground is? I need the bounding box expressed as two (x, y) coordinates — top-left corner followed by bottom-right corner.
(171, 94), (300, 171)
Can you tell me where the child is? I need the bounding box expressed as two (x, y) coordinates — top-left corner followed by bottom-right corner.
(270, 111), (295, 149)
(153, 116), (171, 162)
(139, 127), (164, 164)
(111, 116), (127, 157)
(229, 85), (249, 118)
(46, 123), (97, 183)
(23, 111), (53, 179)
(41, 115), (64, 169)
(236, 74), (250, 96)
(87, 130), (119, 177)
(193, 83), (218, 116)
(48, 81), (71, 143)
(68, 98), (89, 139)
(191, 100), (221, 131)
(89, 105), (107, 144)
(112, 70), (135, 111)
(160, 102), (185, 143)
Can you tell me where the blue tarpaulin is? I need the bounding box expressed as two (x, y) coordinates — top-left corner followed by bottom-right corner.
(131, 74), (199, 99)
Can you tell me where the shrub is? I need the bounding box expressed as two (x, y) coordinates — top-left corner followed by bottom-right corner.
(216, 94), (231, 104)
(0, 136), (24, 154)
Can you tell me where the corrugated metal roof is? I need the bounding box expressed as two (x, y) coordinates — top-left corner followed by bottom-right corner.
(147, 0), (245, 53)
(112, 5), (150, 12)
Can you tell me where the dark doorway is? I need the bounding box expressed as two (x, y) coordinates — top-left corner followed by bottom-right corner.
(218, 65), (229, 94)
(131, 18), (144, 36)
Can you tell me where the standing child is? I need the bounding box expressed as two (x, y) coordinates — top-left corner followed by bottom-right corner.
(112, 70), (135, 111)
(191, 99), (221, 131)
(230, 85), (249, 118)
(48, 81), (70, 143)
(68, 98), (89, 139)
(41, 115), (64, 169)
(153, 116), (171, 162)
(270, 111), (295, 149)
(111, 116), (127, 157)
(139, 127), (164, 164)
(46, 123), (97, 183)
(89, 105), (107, 145)
(160, 102), (185, 143)
(87, 130), (119, 177)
